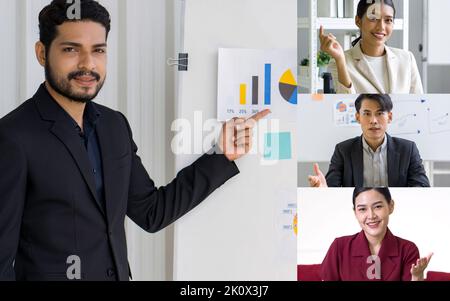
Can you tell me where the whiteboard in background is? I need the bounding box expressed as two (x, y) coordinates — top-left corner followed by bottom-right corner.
(298, 188), (450, 274)
(173, 0), (297, 281)
(428, 0), (450, 65)
(298, 94), (450, 162)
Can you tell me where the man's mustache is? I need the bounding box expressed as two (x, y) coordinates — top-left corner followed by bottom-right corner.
(68, 71), (101, 81)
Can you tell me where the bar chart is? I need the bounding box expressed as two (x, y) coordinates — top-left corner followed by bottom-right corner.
(217, 48), (297, 121)
(239, 64), (272, 106)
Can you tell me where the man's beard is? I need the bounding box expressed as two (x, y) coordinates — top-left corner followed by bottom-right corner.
(45, 60), (105, 103)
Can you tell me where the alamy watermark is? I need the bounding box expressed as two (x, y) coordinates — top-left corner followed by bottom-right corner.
(66, 0), (81, 20)
(170, 112), (283, 165)
(366, 255), (381, 280)
(66, 255), (81, 280)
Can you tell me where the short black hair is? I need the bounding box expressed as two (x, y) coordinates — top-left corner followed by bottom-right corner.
(39, 0), (111, 54)
(355, 94), (393, 113)
(352, 187), (392, 209)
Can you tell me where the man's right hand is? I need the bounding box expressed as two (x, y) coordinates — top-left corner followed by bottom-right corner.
(308, 163), (328, 188)
(218, 110), (271, 162)
(319, 25), (345, 61)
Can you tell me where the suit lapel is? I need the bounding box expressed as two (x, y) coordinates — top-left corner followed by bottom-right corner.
(378, 229), (399, 280)
(351, 137), (364, 187)
(34, 83), (105, 216)
(96, 117), (117, 224)
(385, 46), (398, 94)
(351, 42), (386, 93)
(386, 135), (400, 187)
(351, 231), (372, 280)
(352, 230), (399, 281)
(49, 122), (104, 215)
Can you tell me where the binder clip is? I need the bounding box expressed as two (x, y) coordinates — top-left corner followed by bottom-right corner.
(167, 53), (188, 71)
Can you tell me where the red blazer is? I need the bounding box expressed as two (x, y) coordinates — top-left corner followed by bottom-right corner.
(321, 229), (419, 281)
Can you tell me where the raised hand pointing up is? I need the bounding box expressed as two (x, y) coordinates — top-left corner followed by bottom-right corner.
(319, 25), (345, 61)
(308, 163), (328, 188)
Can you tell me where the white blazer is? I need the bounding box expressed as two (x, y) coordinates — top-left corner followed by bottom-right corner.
(328, 41), (424, 94)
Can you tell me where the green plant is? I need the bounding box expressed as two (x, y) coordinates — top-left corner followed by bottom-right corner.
(317, 51), (331, 67)
(300, 52), (331, 67)
(300, 58), (309, 66)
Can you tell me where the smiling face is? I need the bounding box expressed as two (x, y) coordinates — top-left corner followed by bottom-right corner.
(36, 21), (107, 103)
(356, 2), (395, 49)
(356, 98), (392, 148)
(354, 189), (394, 241)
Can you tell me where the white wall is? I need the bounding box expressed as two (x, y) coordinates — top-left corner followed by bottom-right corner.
(0, 0), (177, 281)
(298, 188), (450, 274)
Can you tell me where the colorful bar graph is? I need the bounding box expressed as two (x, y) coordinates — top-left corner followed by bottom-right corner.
(252, 76), (258, 105)
(239, 64), (271, 106)
(240, 84), (247, 105)
(265, 64), (271, 105)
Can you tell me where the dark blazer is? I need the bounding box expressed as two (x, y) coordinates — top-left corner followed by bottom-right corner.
(325, 134), (430, 187)
(0, 84), (239, 281)
(321, 229), (420, 281)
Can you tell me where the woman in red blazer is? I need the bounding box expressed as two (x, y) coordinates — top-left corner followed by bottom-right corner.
(321, 187), (433, 281)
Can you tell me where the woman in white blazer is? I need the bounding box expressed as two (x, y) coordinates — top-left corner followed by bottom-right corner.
(320, 0), (423, 94)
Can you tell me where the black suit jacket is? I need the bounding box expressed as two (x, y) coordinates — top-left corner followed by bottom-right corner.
(325, 134), (430, 187)
(0, 84), (239, 281)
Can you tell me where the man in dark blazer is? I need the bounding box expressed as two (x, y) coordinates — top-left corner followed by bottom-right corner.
(0, 0), (269, 281)
(309, 94), (430, 187)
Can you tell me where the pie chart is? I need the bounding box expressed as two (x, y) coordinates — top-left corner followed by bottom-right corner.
(279, 69), (298, 105)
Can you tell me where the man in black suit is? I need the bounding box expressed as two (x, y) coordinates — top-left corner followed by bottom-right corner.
(308, 94), (430, 187)
(0, 0), (269, 281)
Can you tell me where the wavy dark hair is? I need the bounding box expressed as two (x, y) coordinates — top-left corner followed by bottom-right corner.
(352, 0), (396, 47)
(39, 0), (111, 55)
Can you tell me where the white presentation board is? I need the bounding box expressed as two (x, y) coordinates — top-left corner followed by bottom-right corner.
(173, 0), (297, 281)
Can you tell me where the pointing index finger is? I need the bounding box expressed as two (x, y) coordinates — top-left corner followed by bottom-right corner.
(247, 109), (271, 123)
(314, 163), (322, 176)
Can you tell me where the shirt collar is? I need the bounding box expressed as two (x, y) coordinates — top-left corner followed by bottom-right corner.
(84, 101), (101, 126)
(362, 134), (387, 154)
(40, 83), (102, 129)
(352, 228), (398, 257)
(61, 100), (101, 130)
(351, 40), (397, 62)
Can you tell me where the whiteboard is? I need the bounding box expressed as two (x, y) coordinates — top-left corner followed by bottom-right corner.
(298, 188), (450, 274)
(428, 0), (450, 65)
(173, 0), (297, 281)
(298, 94), (450, 162)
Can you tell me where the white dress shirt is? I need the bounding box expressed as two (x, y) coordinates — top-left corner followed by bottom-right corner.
(362, 135), (388, 187)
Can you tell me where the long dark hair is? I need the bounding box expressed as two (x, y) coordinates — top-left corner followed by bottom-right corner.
(352, 187), (392, 209)
(352, 0), (396, 47)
